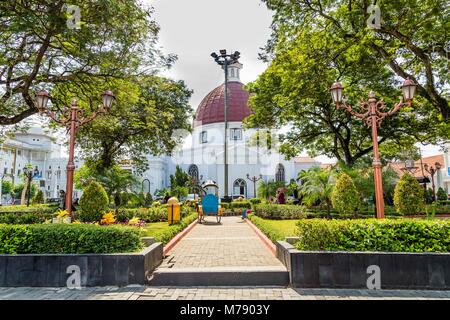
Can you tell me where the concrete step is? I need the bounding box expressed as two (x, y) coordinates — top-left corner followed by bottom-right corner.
(147, 266), (289, 286)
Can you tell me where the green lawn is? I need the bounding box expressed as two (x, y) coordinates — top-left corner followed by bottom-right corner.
(258, 219), (299, 237)
(141, 221), (172, 238)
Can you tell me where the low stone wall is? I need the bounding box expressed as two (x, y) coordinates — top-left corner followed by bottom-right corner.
(0, 242), (163, 287)
(276, 241), (450, 290)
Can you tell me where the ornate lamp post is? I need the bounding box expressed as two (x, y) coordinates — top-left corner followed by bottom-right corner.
(23, 166), (39, 207)
(424, 162), (442, 201)
(330, 79), (417, 219)
(246, 174), (263, 199)
(211, 49), (241, 199)
(35, 90), (115, 215)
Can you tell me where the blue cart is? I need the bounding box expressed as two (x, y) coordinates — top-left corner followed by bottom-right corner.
(198, 180), (222, 224)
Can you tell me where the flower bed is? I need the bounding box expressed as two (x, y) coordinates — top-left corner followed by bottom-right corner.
(0, 223), (142, 254)
(295, 219), (450, 252)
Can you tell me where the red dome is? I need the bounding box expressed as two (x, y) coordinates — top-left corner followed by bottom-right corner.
(194, 81), (252, 127)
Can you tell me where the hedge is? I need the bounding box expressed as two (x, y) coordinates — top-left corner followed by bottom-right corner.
(0, 212), (53, 224)
(252, 204), (308, 219)
(295, 219), (450, 252)
(248, 215), (286, 243)
(221, 201), (252, 210)
(152, 213), (197, 244)
(0, 204), (58, 214)
(0, 223), (142, 254)
(117, 206), (193, 223)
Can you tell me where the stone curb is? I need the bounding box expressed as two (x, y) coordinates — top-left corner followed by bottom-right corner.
(244, 218), (277, 256)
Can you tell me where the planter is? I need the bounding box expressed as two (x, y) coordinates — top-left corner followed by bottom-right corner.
(276, 241), (450, 290)
(0, 243), (163, 287)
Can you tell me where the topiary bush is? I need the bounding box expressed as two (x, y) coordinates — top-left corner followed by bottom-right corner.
(32, 189), (45, 204)
(331, 173), (359, 216)
(0, 223), (142, 254)
(394, 174), (425, 215)
(437, 187), (448, 201)
(295, 219), (450, 252)
(249, 198), (262, 205)
(79, 181), (109, 222)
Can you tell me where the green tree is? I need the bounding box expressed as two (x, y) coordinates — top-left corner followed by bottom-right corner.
(169, 165), (190, 197)
(0, 0), (173, 126)
(437, 187), (448, 201)
(1, 180), (13, 195)
(95, 166), (139, 213)
(32, 189), (45, 204)
(257, 180), (285, 200)
(394, 173), (425, 215)
(79, 180), (109, 222)
(260, 0), (450, 121)
(331, 173), (359, 216)
(76, 77), (193, 172)
(298, 167), (336, 217)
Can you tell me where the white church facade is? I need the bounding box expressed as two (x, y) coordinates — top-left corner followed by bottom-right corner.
(141, 63), (320, 198)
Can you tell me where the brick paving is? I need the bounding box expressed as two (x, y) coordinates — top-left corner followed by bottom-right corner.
(160, 216), (283, 269)
(1, 286), (450, 300)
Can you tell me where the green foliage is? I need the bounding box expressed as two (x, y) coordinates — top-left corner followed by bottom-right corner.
(298, 167), (336, 215)
(79, 181), (109, 222)
(295, 219), (450, 253)
(0, 224), (142, 254)
(249, 198), (262, 205)
(116, 207), (167, 223)
(424, 188), (434, 204)
(331, 173), (359, 215)
(0, 0), (174, 126)
(437, 187), (448, 201)
(253, 204), (307, 220)
(248, 215), (287, 243)
(1, 180), (13, 195)
(0, 204), (57, 214)
(0, 212), (53, 224)
(31, 189), (45, 205)
(257, 180), (285, 200)
(12, 183), (37, 201)
(394, 174), (425, 215)
(152, 213), (197, 244)
(95, 166), (139, 211)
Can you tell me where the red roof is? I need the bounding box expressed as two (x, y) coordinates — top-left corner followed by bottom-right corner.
(194, 81), (252, 127)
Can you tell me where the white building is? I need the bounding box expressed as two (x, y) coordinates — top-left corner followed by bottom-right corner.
(0, 126), (82, 204)
(141, 62), (320, 198)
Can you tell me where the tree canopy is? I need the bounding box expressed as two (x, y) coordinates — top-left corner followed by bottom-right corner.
(0, 0), (174, 125)
(245, 0), (449, 166)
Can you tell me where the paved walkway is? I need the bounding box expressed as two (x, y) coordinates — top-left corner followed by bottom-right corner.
(1, 286), (450, 300)
(160, 216), (283, 269)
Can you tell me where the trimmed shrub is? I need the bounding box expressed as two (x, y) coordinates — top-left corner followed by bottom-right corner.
(0, 212), (53, 224)
(0, 223), (142, 254)
(32, 189), (45, 204)
(331, 173), (359, 215)
(249, 198), (262, 205)
(221, 201), (252, 210)
(252, 204), (307, 219)
(79, 181), (109, 222)
(394, 174), (425, 215)
(0, 204), (58, 214)
(153, 213), (197, 244)
(249, 215), (285, 243)
(437, 187), (448, 201)
(295, 219), (450, 252)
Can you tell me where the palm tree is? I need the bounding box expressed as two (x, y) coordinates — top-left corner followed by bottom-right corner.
(257, 179), (285, 202)
(96, 167), (139, 213)
(298, 167), (336, 217)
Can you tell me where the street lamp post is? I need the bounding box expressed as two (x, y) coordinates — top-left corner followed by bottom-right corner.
(35, 90), (115, 216)
(23, 166), (39, 207)
(246, 174), (263, 199)
(330, 79), (417, 219)
(211, 49), (241, 199)
(424, 162), (442, 201)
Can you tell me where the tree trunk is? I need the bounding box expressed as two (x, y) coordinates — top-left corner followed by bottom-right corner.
(20, 183), (28, 205)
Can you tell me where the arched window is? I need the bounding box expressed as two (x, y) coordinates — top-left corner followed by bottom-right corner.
(275, 164), (285, 183)
(188, 164), (199, 181)
(233, 178), (247, 197)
